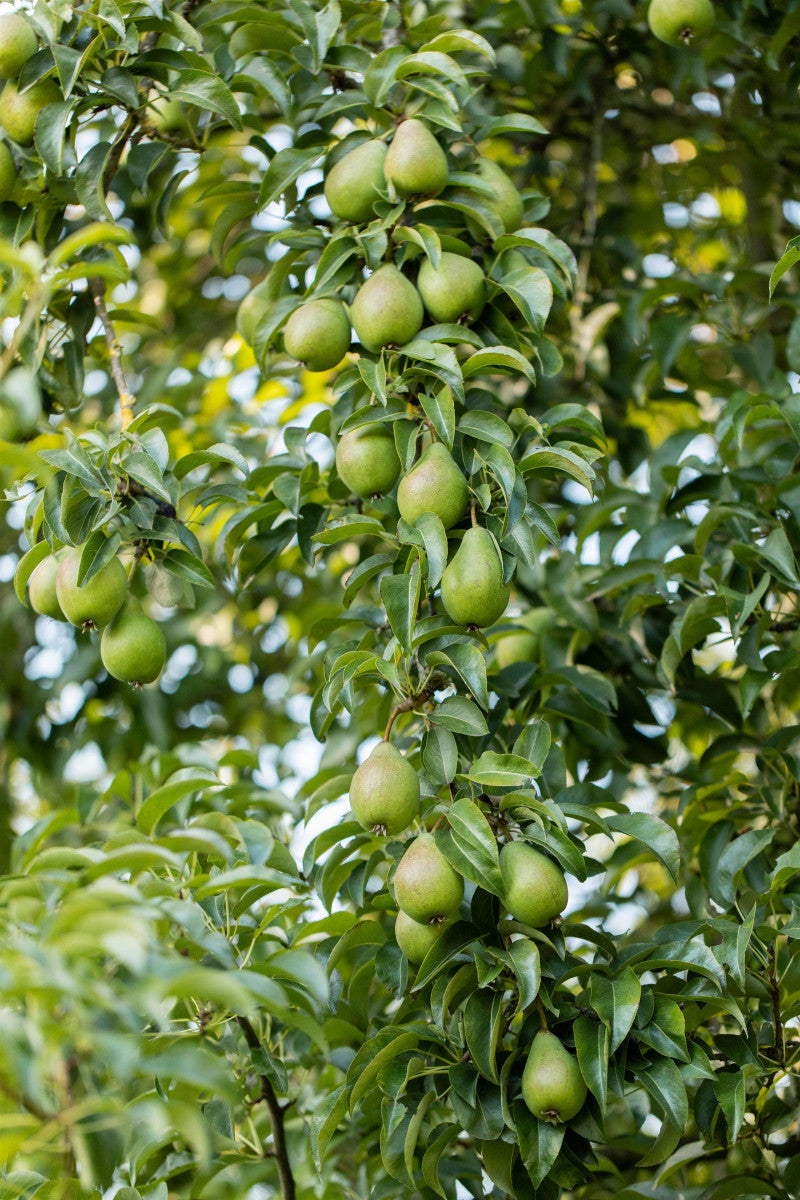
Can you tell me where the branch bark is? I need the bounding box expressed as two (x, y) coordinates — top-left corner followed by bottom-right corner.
(570, 106), (603, 384)
(89, 278), (134, 429)
(384, 672), (446, 740)
(237, 1017), (296, 1200)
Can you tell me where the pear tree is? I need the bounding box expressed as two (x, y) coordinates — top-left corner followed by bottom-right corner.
(0, 2), (800, 1199)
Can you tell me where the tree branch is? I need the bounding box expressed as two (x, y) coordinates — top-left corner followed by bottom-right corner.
(89, 278), (134, 429)
(767, 943), (785, 1066)
(384, 672), (446, 740)
(237, 1017), (295, 1200)
(570, 106), (603, 384)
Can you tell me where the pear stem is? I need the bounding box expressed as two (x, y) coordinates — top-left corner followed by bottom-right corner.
(470, 502), (477, 527)
(535, 996), (549, 1031)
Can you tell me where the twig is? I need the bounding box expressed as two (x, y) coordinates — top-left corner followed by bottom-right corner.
(89, 278), (134, 429)
(384, 672), (445, 740)
(0, 1075), (52, 1122)
(535, 995), (549, 1031)
(237, 1017), (295, 1200)
(768, 944), (785, 1066)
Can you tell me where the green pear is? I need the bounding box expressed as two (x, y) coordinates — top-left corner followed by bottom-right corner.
(384, 118), (448, 198)
(101, 601), (167, 685)
(0, 140), (16, 202)
(56, 549), (128, 630)
(494, 608), (555, 669)
(324, 139), (387, 224)
(522, 1031), (587, 1123)
(396, 442), (468, 530)
(500, 841), (568, 927)
(0, 367), (41, 440)
(336, 426), (401, 498)
(417, 252), (486, 324)
(28, 550), (67, 620)
(394, 832), (463, 924)
(283, 298), (350, 372)
(351, 264), (423, 353)
(476, 157), (523, 233)
(349, 740), (420, 835)
(0, 14), (37, 80)
(647, 0), (715, 45)
(0, 79), (61, 146)
(395, 910), (451, 963)
(440, 526), (510, 628)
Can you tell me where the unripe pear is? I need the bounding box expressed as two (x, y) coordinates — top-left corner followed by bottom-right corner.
(0, 367), (41, 440)
(647, 0), (715, 45)
(476, 156), (523, 233)
(0, 140), (16, 202)
(0, 79), (61, 146)
(417, 252), (486, 324)
(395, 910), (451, 963)
(522, 1031), (587, 1123)
(351, 264), (423, 353)
(100, 602), (166, 685)
(336, 426), (400, 498)
(500, 841), (568, 927)
(440, 526), (510, 628)
(324, 139), (387, 224)
(396, 442), (468, 530)
(28, 550), (67, 620)
(56, 549), (128, 630)
(283, 298), (350, 372)
(349, 740), (420, 835)
(494, 608), (555, 669)
(0, 14), (37, 80)
(385, 119), (448, 198)
(394, 832), (463, 924)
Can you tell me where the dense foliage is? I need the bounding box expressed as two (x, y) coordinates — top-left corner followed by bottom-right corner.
(2, 1), (800, 1198)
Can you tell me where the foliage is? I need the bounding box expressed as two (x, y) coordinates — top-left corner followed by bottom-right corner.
(1, 1), (800, 1199)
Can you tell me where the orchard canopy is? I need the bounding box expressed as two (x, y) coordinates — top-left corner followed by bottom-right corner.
(3, 1), (800, 1198)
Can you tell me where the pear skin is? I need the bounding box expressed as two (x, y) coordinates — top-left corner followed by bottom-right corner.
(476, 157), (523, 233)
(283, 298), (350, 372)
(324, 139), (387, 223)
(56, 550), (128, 630)
(28, 550), (67, 621)
(417, 252), (486, 324)
(522, 1031), (587, 1123)
(349, 740), (420, 835)
(647, 0), (715, 45)
(500, 841), (568, 927)
(0, 79), (61, 147)
(0, 141), (16, 202)
(336, 426), (401, 497)
(396, 442), (468, 530)
(351, 264), (423, 352)
(395, 910), (451, 963)
(385, 119), (448, 198)
(0, 14), (37, 79)
(100, 602), (167, 685)
(440, 526), (510, 628)
(394, 832), (463, 924)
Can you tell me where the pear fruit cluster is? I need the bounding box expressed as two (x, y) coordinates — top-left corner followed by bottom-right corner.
(0, 14), (60, 149)
(25, 544), (168, 687)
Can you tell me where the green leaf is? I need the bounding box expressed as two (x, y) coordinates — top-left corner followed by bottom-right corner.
(415, 511), (448, 588)
(605, 812), (680, 882)
(713, 1069), (746, 1143)
(172, 69), (242, 126)
(347, 1030), (419, 1111)
(77, 529), (122, 586)
(309, 1084), (348, 1170)
(507, 939), (540, 1012)
(468, 752), (540, 787)
(514, 1102), (565, 1188)
(423, 724), (458, 784)
(380, 564), (421, 652)
(493, 264), (553, 334)
(14, 541), (51, 605)
(429, 695), (489, 736)
(464, 989), (503, 1081)
(426, 643), (489, 710)
(638, 1058), (688, 1131)
(462, 346), (537, 383)
(40, 430), (107, 491)
(259, 146), (325, 208)
(590, 968), (641, 1053)
(574, 1015), (608, 1111)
